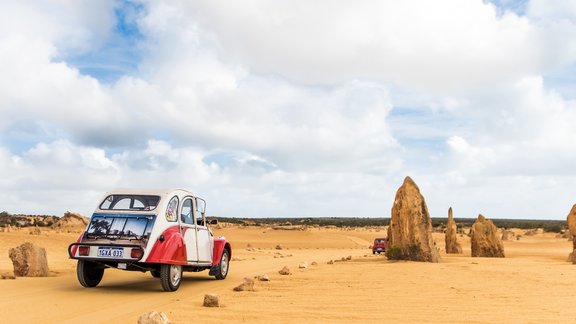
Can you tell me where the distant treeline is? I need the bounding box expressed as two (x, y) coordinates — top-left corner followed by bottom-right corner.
(433, 218), (566, 233)
(1, 210), (566, 233)
(0, 211), (58, 227)
(212, 216), (567, 233)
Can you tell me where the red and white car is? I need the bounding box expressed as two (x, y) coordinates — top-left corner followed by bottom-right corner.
(68, 189), (231, 292)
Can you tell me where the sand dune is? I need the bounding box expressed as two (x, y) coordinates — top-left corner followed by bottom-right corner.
(1, 226), (575, 323)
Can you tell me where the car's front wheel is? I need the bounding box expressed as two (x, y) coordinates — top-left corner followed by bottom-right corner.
(214, 249), (229, 280)
(77, 260), (104, 288)
(160, 264), (182, 292)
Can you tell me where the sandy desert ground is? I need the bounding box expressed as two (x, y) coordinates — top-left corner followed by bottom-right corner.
(1, 225), (576, 323)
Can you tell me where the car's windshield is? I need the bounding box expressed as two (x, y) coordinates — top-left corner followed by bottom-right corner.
(100, 195), (160, 211)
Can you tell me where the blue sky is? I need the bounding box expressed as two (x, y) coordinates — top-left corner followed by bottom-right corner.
(1, 0), (576, 219)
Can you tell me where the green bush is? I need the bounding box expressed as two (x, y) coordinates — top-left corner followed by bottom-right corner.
(385, 246), (403, 260)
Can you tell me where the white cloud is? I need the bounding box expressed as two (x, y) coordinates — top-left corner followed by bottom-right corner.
(1, 0), (576, 220)
(0, 0), (115, 53)
(162, 0), (576, 92)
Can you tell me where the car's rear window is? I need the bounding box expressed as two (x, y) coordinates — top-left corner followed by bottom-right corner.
(100, 195), (161, 211)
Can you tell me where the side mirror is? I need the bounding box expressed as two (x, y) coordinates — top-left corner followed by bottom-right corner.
(209, 219), (218, 225)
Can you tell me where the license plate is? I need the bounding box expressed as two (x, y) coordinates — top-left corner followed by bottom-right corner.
(98, 247), (124, 258)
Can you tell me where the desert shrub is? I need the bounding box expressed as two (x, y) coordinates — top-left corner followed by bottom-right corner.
(543, 224), (563, 233)
(385, 246), (403, 260)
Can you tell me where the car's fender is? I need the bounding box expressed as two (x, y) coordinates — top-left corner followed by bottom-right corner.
(212, 237), (231, 266)
(69, 231), (85, 257)
(145, 226), (187, 265)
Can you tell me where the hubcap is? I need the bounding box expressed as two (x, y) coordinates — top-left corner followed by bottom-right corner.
(170, 265), (181, 286)
(221, 252), (229, 275)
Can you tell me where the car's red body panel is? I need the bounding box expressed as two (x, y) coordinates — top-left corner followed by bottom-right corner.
(212, 239), (232, 266)
(145, 226), (187, 265)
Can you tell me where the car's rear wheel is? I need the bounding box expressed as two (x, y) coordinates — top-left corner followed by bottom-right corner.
(160, 264), (182, 292)
(150, 269), (161, 278)
(214, 249), (229, 280)
(77, 260), (104, 288)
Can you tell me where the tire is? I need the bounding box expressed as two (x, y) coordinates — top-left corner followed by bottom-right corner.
(77, 260), (104, 288)
(150, 270), (161, 278)
(214, 249), (229, 280)
(160, 264), (182, 292)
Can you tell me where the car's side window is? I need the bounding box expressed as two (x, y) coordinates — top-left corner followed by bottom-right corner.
(166, 196), (179, 222)
(180, 198), (194, 225)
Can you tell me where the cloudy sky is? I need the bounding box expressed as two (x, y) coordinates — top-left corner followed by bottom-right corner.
(1, 0), (575, 219)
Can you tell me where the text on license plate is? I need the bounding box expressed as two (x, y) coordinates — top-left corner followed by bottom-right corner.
(98, 247), (124, 258)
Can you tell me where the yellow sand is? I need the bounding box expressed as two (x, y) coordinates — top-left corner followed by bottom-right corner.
(1, 226), (575, 323)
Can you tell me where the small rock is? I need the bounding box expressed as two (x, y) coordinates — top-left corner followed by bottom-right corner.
(341, 257), (346, 261)
(278, 266), (291, 275)
(275, 244), (283, 250)
(137, 311), (170, 324)
(1, 272), (16, 280)
(257, 274), (270, 281)
(233, 277), (255, 291)
(298, 262), (308, 269)
(346, 255), (352, 261)
(311, 261), (318, 266)
(231, 257), (245, 261)
(203, 293), (220, 307)
(327, 260), (334, 264)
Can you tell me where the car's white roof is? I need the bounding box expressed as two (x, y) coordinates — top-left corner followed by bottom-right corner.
(105, 188), (196, 197)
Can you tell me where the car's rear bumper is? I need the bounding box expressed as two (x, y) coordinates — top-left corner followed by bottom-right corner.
(68, 242), (145, 262)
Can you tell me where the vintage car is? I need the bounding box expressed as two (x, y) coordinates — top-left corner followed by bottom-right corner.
(68, 189), (231, 292)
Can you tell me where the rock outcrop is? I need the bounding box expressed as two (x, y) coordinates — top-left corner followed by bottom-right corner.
(51, 212), (88, 230)
(445, 207), (462, 254)
(137, 311), (170, 324)
(8, 242), (49, 277)
(29, 227), (41, 235)
(501, 229), (516, 241)
(566, 204), (576, 263)
(470, 215), (505, 258)
(387, 176), (441, 262)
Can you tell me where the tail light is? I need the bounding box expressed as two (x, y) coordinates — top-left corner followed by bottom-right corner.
(78, 246), (90, 256)
(131, 248), (143, 259)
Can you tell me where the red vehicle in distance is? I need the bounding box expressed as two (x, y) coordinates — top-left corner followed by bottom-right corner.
(372, 238), (388, 254)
